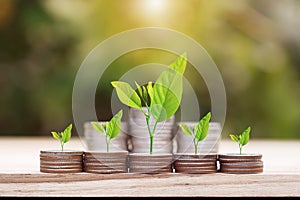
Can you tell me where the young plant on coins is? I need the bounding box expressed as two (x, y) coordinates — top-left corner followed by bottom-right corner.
(218, 126), (264, 174)
(84, 110), (128, 174)
(173, 112), (217, 174)
(111, 53), (187, 155)
(179, 112), (211, 155)
(40, 123), (84, 173)
(51, 123), (72, 152)
(229, 126), (250, 155)
(91, 110), (123, 152)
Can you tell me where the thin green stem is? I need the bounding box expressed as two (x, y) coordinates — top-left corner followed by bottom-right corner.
(194, 139), (198, 155)
(144, 106), (159, 155)
(150, 134), (154, 155)
(60, 139), (64, 152)
(146, 115), (152, 135)
(145, 114), (153, 154)
(106, 135), (110, 153)
(239, 143), (242, 155)
(192, 128), (198, 155)
(139, 107), (148, 117)
(152, 120), (158, 136)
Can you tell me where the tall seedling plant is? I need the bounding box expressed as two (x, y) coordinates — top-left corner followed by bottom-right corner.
(112, 53), (187, 154)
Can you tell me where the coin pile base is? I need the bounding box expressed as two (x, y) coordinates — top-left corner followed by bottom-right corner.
(83, 151), (128, 174)
(40, 150), (83, 173)
(173, 154), (217, 174)
(218, 154), (263, 174)
(129, 154), (173, 174)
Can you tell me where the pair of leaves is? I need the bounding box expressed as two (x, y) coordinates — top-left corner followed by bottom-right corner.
(51, 124), (72, 144)
(111, 53), (187, 122)
(91, 110), (123, 140)
(229, 126), (251, 146)
(179, 112), (211, 142)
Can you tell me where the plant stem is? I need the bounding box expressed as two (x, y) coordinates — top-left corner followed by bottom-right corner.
(239, 143), (242, 155)
(192, 128), (198, 155)
(152, 120), (158, 135)
(150, 120), (159, 155)
(194, 139), (198, 155)
(146, 115), (153, 154)
(60, 139), (64, 152)
(150, 134), (154, 155)
(106, 136), (110, 153)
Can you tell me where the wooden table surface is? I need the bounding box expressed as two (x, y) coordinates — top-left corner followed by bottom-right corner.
(0, 137), (299, 197)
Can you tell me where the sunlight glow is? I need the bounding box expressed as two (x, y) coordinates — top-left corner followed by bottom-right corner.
(145, 0), (166, 12)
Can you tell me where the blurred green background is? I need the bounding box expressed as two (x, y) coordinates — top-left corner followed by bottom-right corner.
(0, 0), (299, 138)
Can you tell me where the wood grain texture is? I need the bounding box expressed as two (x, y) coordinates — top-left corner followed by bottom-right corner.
(0, 173), (299, 196)
(0, 137), (300, 196)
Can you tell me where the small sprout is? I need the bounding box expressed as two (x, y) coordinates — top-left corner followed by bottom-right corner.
(51, 123), (72, 152)
(91, 110), (123, 152)
(179, 112), (211, 155)
(229, 126), (251, 155)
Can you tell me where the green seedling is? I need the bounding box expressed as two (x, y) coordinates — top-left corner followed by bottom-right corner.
(51, 123), (72, 152)
(111, 53), (187, 154)
(229, 126), (251, 155)
(179, 112), (211, 155)
(91, 110), (123, 152)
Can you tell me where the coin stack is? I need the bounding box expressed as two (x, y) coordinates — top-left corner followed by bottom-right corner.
(84, 121), (129, 151)
(129, 154), (173, 173)
(40, 150), (83, 173)
(173, 154), (217, 173)
(83, 151), (128, 174)
(218, 154), (263, 174)
(128, 108), (175, 154)
(175, 122), (221, 154)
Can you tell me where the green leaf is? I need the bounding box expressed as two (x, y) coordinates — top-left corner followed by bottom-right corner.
(142, 86), (148, 103)
(150, 53), (187, 122)
(111, 81), (142, 109)
(107, 110), (123, 139)
(195, 112), (211, 142)
(51, 132), (60, 140)
(105, 122), (109, 133)
(240, 126), (251, 146)
(229, 134), (239, 143)
(150, 85), (179, 122)
(155, 66), (184, 103)
(91, 122), (105, 134)
(147, 82), (153, 102)
(135, 81), (143, 99)
(169, 52), (187, 75)
(179, 124), (193, 136)
(62, 124), (72, 143)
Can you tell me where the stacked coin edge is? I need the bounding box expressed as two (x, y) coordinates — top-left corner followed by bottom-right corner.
(40, 150), (83, 173)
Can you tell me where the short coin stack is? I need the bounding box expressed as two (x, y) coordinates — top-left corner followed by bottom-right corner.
(129, 154), (173, 173)
(175, 122), (221, 154)
(173, 154), (218, 173)
(218, 154), (263, 174)
(40, 150), (83, 173)
(83, 151), (128, 174)
(128, 108), (175, 154)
